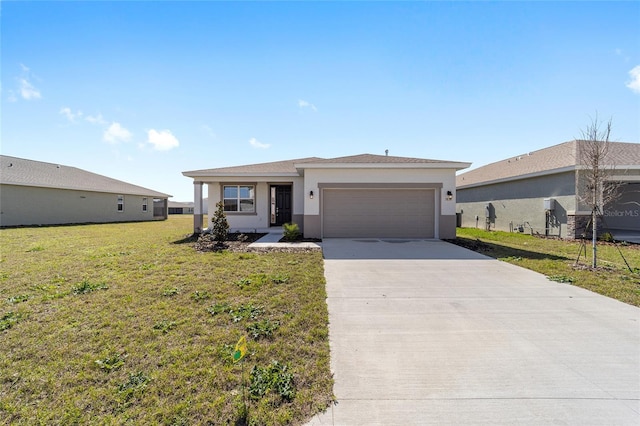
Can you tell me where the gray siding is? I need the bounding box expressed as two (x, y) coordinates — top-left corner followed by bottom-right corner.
(457, 172), (577, 237)
(0, 185), (162, 227)
(604, 182), (640, 231)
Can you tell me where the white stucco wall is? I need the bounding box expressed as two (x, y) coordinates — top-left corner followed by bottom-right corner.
(303, 168), (458, 216)
(204, 176), (303, 231)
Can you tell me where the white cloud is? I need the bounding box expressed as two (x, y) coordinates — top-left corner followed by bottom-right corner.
(104, 122), (132, 144)
(85, 113), (107, 125)
(147, 129), (180, 151)
(59, 107), (83, 122)
(17, 64), (41, 100)
(9, 64), (42, 101)
(298, 99), (317, 111)
(249, 137), (270, 149)
(19, 77), (41, 100)
(626, 65), (640, 94)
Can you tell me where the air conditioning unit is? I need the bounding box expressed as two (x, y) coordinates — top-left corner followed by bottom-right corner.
(544, 198), (555, 211)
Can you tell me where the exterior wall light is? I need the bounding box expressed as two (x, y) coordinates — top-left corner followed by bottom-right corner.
(309, 190), (314, 199)
(446, 191), (453, 201)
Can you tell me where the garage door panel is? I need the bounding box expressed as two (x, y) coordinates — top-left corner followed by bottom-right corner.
(323, 189), (435, 238)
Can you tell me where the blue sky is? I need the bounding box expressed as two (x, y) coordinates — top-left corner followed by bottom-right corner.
(2, 1), (639, 201)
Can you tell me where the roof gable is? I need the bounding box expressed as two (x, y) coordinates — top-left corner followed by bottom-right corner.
(1, 155), (170, 198)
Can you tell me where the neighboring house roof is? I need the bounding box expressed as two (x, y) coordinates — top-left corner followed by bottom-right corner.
(183, 154), (470, 177)
(457, 140), (640, 189)
(1, 155), (171, 198)
(168, 201), (195, 208)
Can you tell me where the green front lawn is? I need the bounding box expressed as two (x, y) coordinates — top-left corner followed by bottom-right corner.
(0, 217), (332, 425)
(453, 228), (640, 307)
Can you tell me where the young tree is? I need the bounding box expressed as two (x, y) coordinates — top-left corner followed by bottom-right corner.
(211, 201), (229, 243)
(576, 115), (620, 267)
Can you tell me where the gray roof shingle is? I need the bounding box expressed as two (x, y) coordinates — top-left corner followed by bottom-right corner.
(457, 140), (640, 188)
(183, 157), (323, 176)
(183, 154), (470, 177)
(299, 153), (461, 164)
(1, 155), (170, 198)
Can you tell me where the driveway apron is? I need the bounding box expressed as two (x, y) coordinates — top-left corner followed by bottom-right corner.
(308, 239), (640, 425)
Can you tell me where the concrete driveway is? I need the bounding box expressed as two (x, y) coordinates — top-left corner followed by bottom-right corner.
(308, 239), (640, 425)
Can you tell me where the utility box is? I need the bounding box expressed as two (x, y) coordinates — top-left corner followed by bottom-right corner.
(544, 198), (555, 211)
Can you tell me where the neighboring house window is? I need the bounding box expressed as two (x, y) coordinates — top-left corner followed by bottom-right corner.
(142, 198), (148, 212)
(223, 185), (255, 212)
(117, 195), (124, 212)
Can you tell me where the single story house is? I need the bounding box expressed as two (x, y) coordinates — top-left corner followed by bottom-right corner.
(0, 155), (171, 227)
(456, 140), (640, 239)
(168, 201), (195, 215)
(182, 153), (470, 239)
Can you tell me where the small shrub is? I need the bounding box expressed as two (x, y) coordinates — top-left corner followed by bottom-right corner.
(598, 232), (614, 242)
(249, 360), (295, 402)
(26, 245), (44, 252)
(162, 287), (179, 297)
(282, 223), (301, 242)
(247, 319), (280, 340)
(72, 280), (108, 295)
(211, 202), (229, 243)
(0, 312), (21, 331)
(95, 353), (126, 372)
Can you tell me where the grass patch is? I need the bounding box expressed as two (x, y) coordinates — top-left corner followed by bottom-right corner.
(95, 352), (127, 372)
(6, 294), (29, 304)
(0, 216), (332, 424)
(0, 312), (22, 331)
(453, 228), (640, 306)
(72, 279), (109, 295)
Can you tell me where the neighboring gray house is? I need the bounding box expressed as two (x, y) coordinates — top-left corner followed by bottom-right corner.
(168, 201), (195, 215)
(0, 155), (170, 227)
(183, 154), (470, 239)
(456, 140), (640, 239)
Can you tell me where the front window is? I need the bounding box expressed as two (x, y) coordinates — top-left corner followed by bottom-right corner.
(142, 198), (148, 212)
(223, 185), (255, 212)
(117, 195), (124, 212)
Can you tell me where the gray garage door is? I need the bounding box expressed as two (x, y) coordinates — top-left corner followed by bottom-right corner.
(323, 189), (435, 238)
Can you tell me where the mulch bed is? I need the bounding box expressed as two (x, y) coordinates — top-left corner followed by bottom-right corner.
(194, 233), (321, 253)
(444, 238), (491, 252)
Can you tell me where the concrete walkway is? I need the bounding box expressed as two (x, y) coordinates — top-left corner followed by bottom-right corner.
(247, 231), (321, 249)
(308, 239), (640, 425)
